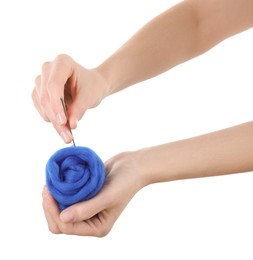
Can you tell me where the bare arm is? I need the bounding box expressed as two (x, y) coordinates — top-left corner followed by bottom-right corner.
(138, 121), (253, 186)
(33, 0), (253, 142)
(97, 0), (253, 94)
(43, 121), (253, 236)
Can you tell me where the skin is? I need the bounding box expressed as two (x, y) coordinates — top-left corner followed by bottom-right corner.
(32, 0), (253, 236)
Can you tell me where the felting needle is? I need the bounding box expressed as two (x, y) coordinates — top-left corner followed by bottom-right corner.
(60, 97), (76, 147)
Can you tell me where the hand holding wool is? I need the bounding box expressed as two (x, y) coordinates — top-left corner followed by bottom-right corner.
(42, 151), (143, 236)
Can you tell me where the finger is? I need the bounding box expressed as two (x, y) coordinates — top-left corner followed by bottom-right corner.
(34, 75), (41, 94)
(42, 186), (89, 236)
(48, 210), (112, 237)
(33, 87), (73, 143)
(51, 120), (74, 144)
(42, 186), (61, 234)
(104, 158), (114, 174)
(33, 85), (72, 143)
(33, 75), (50, 121)
(31, 88), (50, 122)
(60, 191), (107, 223)
(46, 54), (75, 126)
(34, 84), (73, 143)
(40, 61), (55, 121)
(67, 211), (113, 237)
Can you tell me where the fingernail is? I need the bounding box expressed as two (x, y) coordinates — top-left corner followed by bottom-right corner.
(57, 112), (65, 125)
(60, 210), (73, 223)
(60, 131), (69, 143)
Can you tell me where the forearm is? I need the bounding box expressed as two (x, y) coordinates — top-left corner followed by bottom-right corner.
(96, 0), (253, 95)
(97, 2), (199, 94)
(138, 122), (253, 186)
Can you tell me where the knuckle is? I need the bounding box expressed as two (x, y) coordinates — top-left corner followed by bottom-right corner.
(42, 199), (46, 210)
(41, 61), (50, 71)
(96, 226), (110, 238)
(46, 80), (58, 91)
(58, 224), (73, 235)
(31, 88), (37, 101)
(48, 225), (61, 234)
(32, 92), (50, 122)
(34, 75), (41, 86)
(55, 53), (70, 62)
(42, 197), (50, 212)
(43, 115), (50, 122)
(39, 92), (49, 107)
(35, 109), (48, 124)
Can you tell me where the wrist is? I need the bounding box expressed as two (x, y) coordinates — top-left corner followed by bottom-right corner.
(135, 144), (182, 186)
(95, 65), (123, 96)
(90, 67), (112, 99)
(134, 148), (161, 187)
(107, 151), (150, 192)
(95, 56), (133, 96)
(133, 147), (173, 187)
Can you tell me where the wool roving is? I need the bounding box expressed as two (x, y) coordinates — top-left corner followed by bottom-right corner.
(46, 146), (106, 211)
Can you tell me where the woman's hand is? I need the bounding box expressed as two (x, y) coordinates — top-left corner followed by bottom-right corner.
(42, 151), (144, 236)
(32, 54), (110, 143)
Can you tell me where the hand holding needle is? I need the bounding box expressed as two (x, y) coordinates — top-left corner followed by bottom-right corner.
(60, 97), (76, 146)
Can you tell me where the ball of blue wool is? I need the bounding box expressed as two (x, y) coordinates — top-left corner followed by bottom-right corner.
(46, 146), (106, 211)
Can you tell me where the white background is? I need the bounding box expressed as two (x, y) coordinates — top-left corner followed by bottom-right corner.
(0, 0), (253, 259)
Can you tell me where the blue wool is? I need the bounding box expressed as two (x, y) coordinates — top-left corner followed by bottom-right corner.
(46, 146), (106, 211)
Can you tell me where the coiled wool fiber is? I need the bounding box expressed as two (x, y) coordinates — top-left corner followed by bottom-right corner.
(46, 146), (106, 211)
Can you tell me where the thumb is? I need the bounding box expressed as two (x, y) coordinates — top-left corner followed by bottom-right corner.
(60, 195), (105, 223)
